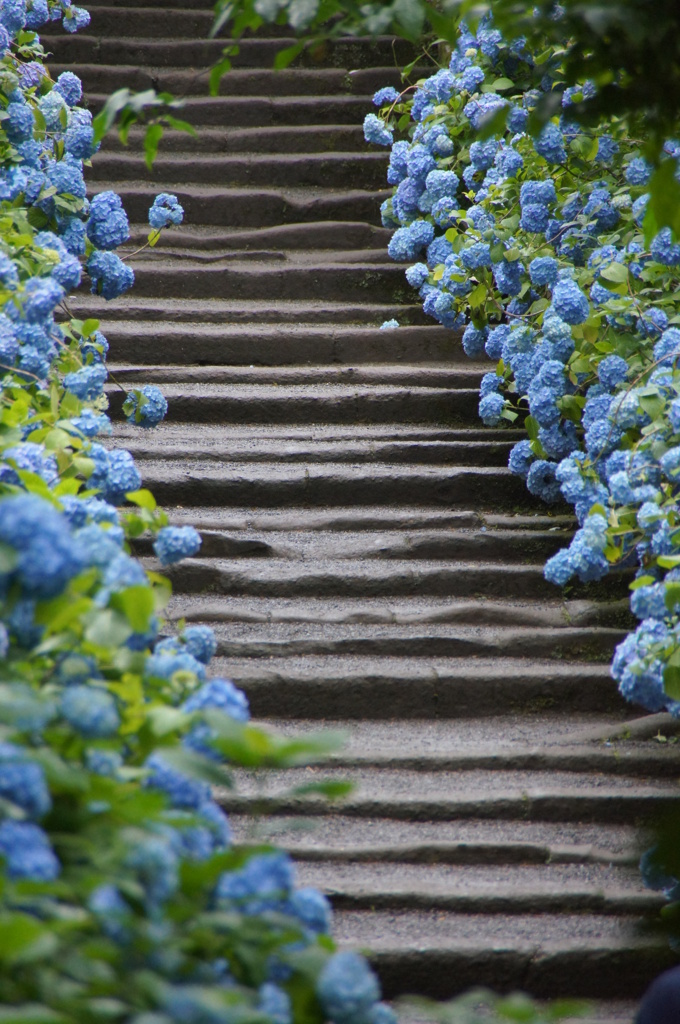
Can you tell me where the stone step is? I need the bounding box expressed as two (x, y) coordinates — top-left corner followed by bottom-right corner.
(122, 221), (393, 251)
(43, 34), (417, 70)
(332, 910), (671, 1000)
(229, 812), (640, 860)
(90, 151), (389, 189)
(165, 594), (628, 630)
(110, 364), (485, 387)
(122, 437), (516, 468)
(105, 258), (405, 302)
(207, 655), (628, 718)
(294, 861), (659, 915)
(92, 184), (385, 226)
(135, 526), (572, 563)
(166, 621), (622, 662)
(71, 296), (430, 326)
(229, 716), (673, 773)
(135, 464), (537, 508)
(88, 92), (374, 125)
(108, 382), (482, 423)
(104, 322), (458, 362)
(60, 62), (404, 97)
(219, 764), (676, 823)
(103, 126), (369, 155)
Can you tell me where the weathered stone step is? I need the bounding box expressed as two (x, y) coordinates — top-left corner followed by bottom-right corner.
(105, 322), (457, 362)
(209, 655), (627, 718)
(166, 594), (628, 630)
(94, 184), (385, 226)
(107, 259), (405, 302)
(108, 382), (481, 424)
(162, 506), (550, 531)
(229, 812), (639, 858)
(136, 464), (535, 508)
(73, 296), (429, 326)
(122, 437), (514, 467)
(182, 622), (621, 662)
(106, 125), (369, 156)
(62, 62), (403, 97)
(333, 911), (671, 1000)
(88, 92), (374, 125)
(220, 764), (676, 822)
(242, 717), (674, 774)
(90, 151), (389, 189)
(44, 34), (417, 70)
(296, 861), (658, 915)
(136, 526), (571, 563)
(111, 364), (484, 387)
(123, 221), (392, 252)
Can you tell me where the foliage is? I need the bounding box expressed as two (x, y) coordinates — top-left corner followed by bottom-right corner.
(400, 990), (589, 1023)
(366, 20), (680, 724)
(0, 4), (406, 1021)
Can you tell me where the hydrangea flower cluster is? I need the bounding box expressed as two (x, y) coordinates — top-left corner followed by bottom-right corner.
(0, 7), (388, 1021)
(368, 16), (680, 723)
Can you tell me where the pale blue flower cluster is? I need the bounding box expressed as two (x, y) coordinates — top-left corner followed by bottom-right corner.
(373, 13), (680, 721)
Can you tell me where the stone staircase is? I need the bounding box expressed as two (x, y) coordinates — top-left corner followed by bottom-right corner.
(45, 3), (679, 1019)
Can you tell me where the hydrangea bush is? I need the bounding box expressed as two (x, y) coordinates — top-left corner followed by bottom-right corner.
(365, 16), (680, 722)
(0, 3), (399, 1020)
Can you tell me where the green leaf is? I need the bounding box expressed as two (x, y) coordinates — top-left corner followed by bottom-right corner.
(665, 583), (680, 612)
(0, 1005), (67, 1023)
(144, 123), (164, 171)
(524, 415), (540, 442)
(109, 585), (155, 634)
(274, 41), (305, 69)
(126, 488), (157, 512)
(0, 914), (57, 966)
(289, 780), (353, 800)
(600, 262), (629, 284)
(630, 574), (656, 590)
(209, 55), (235, 96)
(664, 664), (680, 702)
(491, 77), (515, 91)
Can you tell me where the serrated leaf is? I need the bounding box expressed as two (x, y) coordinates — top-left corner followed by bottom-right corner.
(600, 262), (629, 284)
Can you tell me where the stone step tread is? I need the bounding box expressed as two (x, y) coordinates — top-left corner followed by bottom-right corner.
(216, 654), (614, 678)
(109, 364), (484, 385)
(296, 859), (648, 892)
(110, 376), (483, 394)
(165, 595), (624, 629)
(158, 506), (561, 529)
(194, 629), (619, 665)
(250, 716), (648, 756)
(72, 296), (424, 316)
(229, 814), (639, 856)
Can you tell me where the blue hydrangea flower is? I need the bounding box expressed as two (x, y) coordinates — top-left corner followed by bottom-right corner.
(145, 752), (211, 809)
(64, 107), (97, 159)
(63, 363), (107, 401)
(153, 525), (201, 565)
(597, 354), (628, 389)
(5, 101), (33, 143)
(289, 887), (332, 934)
(61, 686), (120, 738)
(0, 821), (59, 880)
(181, 625), (217, 665)
(372, 86), (400, 107)
(317, 952), (381, 1024)
(145, 648), (206, 682)
(595, 135), (619, 164)
(54, 71), (82, 106)
(363, 114), (392, 147)
(62, 4), (90, 31)
(625, 157), (652, 186)
(149, 192), (184, 230)
(551, 278), (590, 325)
(379, 319), (398, 329)
(88, 884), (131, 943)
(0, 743), (51, 818)
(87, 251), (135, 300)
(216, 851), (294, 915)
(520, 180), (557, 207)
(87, 191), (130, 250)
(529, 257), (559, 287)
(123, 384), (168, 428)
(478, 392), (505, 425)
(651, 228), (680, 267)
(0, 494), (83, 599)
(493, 258), (523, 296)
(38, 89), (68, 131)
(126, 835), (178, 907)
(534, 123), (566, 163)
(258, 984), (292, 1024)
